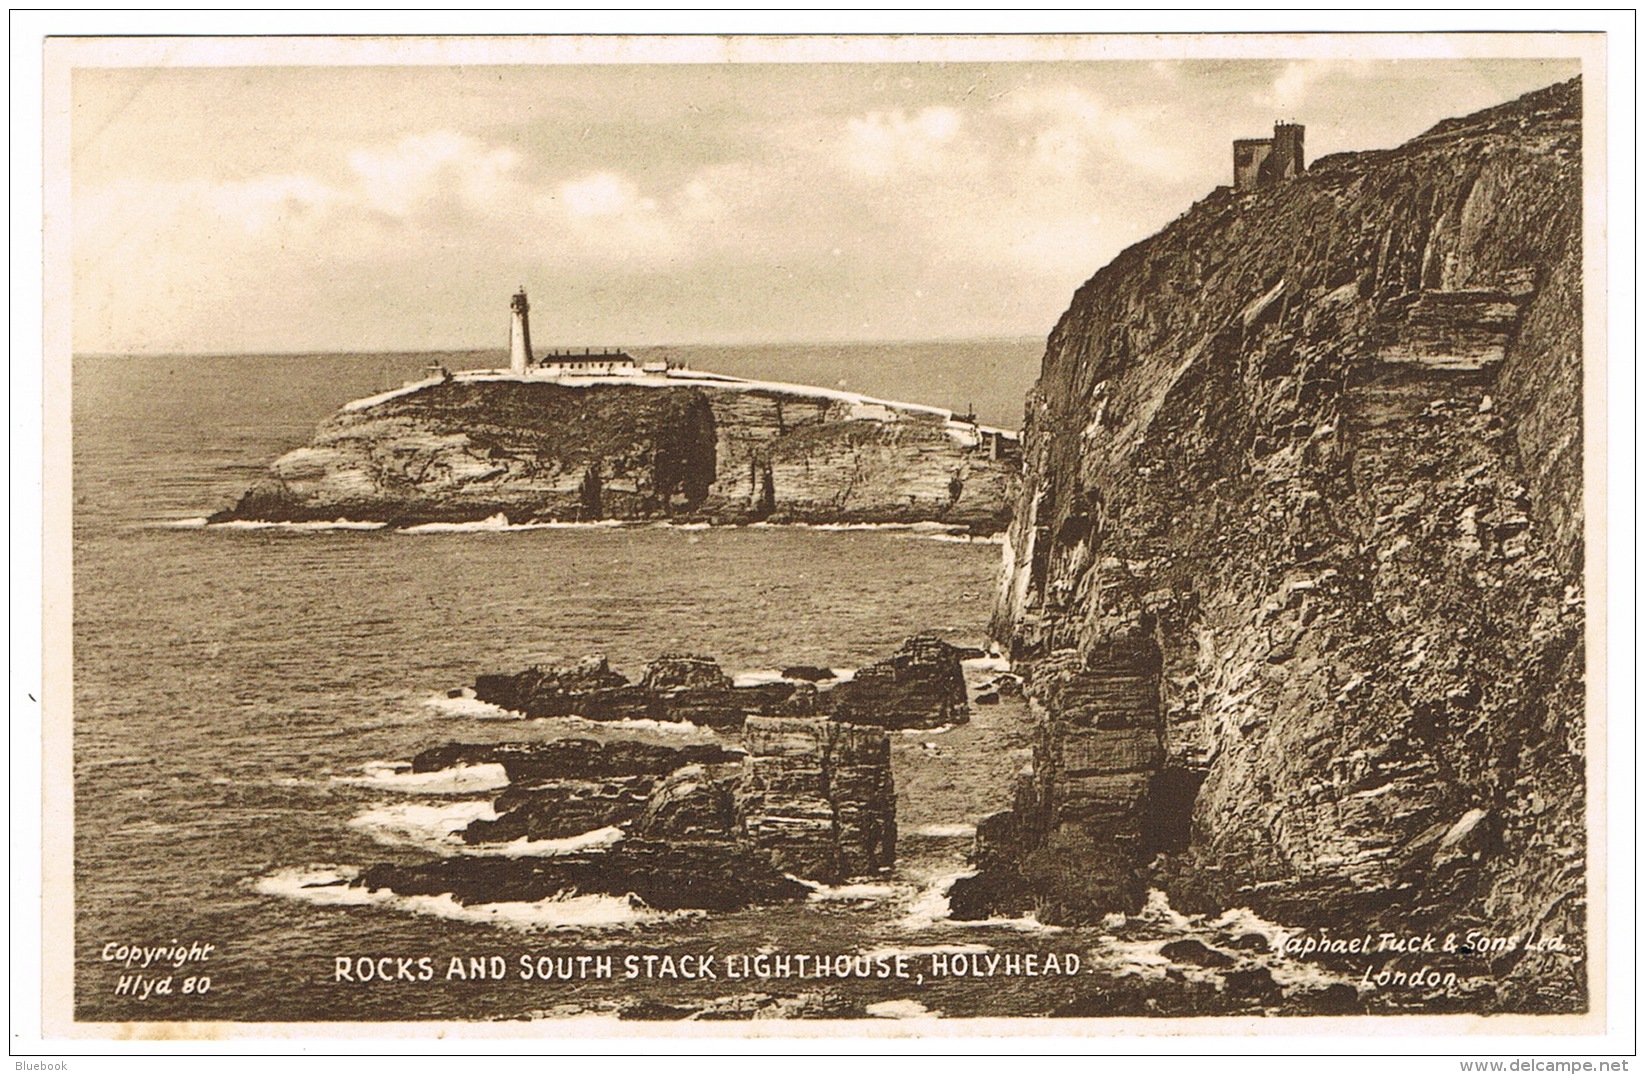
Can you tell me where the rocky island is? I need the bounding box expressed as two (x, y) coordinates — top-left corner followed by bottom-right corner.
(211, 359), (1021, 533)
(964, 78), (1586, 1012)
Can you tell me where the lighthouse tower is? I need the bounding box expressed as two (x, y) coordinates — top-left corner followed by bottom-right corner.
(509, 287), (534, 374)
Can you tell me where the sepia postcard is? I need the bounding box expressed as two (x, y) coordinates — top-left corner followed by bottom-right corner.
(26, 22), (1631, 1054)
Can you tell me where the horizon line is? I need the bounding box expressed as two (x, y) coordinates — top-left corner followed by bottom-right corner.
(73, 334), (1048, 360)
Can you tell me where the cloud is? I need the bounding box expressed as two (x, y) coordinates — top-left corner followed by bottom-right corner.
(1252, 60), (1382, 116)
(1001, 86), (1190, 180)
(841, 106), (965, 177)
(344, 131), (521, 217)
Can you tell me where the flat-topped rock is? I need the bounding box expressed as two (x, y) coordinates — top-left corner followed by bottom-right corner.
(356, 838), (811, 912)
(411, 738), (741, 781)
(827, 636), (969, 729)
(735, 716), (895, 883)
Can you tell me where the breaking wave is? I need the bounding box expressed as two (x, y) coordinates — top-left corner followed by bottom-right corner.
(396, 514), (634, 534)
(202, 518), (388, 531)
(252, 865), (690, 931)
(906, 822), (977, 838)
(865, 999), (937, 1019)
(347, 800), (626, 858)
(463, 825), (626, 858)
(336, 761), (509, 795)
(553, 715), (716, 738)
(894, 869), (1061, 933)
(421, 692), (512, 719)
(348, 799), (497, 851)
(801, 880), (906, 902)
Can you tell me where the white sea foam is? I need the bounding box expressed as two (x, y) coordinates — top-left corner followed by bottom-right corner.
(1207, 904), (1294, 951)
(1087, 938), (1200, 981)
(337, 761), (509, 795)
(397, 514), (524, 534)
(156, 517), (210, 529)
(947, 914), (1061, 933)
(350, 800), (628, 858)
(207, 518), (388, 531)
(422, 693), (512, 719)
(861, 942), (991, 961)
(907, 822), (976, 838)
(555, 715), (714, 738)
(895, 869), (970, 930)
(894, 869), (1062, 933)
(731, 669), (788, 687)
(397, 515), (636, 534)
(865, 999), (936, 1019)
(961, 655), (1013, 675)
(801, 880), (905, 902)
(1136, 887), (1196, 931)
(348, 799), (497, 851)
(462, 825), (625, 858)
(253, 865), (689, 931)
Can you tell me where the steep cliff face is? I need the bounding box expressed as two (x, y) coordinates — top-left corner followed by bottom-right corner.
(215, 375), (1019, 531)
(990, 80), (1585, 1010)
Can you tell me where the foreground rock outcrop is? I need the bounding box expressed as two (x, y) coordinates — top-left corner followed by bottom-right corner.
(949, 644), (1166, 921)
(828, 636), (971, 729)
(359, 709), (898, 908)
(981, 80), (1585, 1011)
(428, 738), (745, 845)
(358, 839), (812, 912)
(735, 717), (897, 881)
(473, 638), (969, 730)
(211, 373), (1020, 532)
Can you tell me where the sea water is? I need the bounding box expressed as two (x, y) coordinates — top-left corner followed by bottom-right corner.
(71, 344), (1328, 1022)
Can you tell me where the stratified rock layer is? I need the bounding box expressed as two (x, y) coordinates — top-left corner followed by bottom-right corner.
(411, 737), (740, 781)
(989, 79), (1585, 1011)
(692, 387), (1018, 531)
(827, 636), (970, 729)
(473, 639), (967, 730)
(640, 654), (741, 726)
(213, 376), (1019, 531)
(949, 643), (1164, 921)
(734, 717), (896, 883)
(372, 713), (896, 903)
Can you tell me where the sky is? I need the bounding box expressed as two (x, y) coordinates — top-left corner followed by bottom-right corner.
(67, 52), (1581, 354)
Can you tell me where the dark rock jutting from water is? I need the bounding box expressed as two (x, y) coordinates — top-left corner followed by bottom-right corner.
(734, 717), (897, 881)
(471, 636), (970, 731)
(352, 638), (950, 909)
(357, 838), (813, 913)
(356, 714), (895, 907)
(827, 636), (972, 729)
(473, 653), (813, 728)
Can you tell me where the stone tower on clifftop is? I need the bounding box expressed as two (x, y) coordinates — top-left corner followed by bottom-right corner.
(509, 287), (534, 374)
(1233, 122), (1306, 190)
